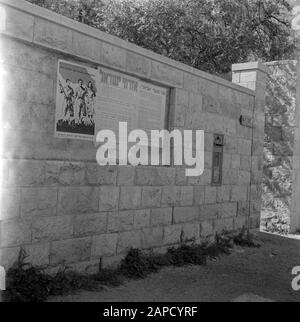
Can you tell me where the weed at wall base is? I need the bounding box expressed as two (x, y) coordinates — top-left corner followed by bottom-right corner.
(2, 229), (260, 302)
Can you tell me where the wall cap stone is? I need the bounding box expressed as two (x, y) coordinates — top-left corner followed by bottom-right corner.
(232, 62), (268, 74)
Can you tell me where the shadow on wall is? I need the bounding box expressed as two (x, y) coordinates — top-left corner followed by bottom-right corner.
(262, 61), (297, 234)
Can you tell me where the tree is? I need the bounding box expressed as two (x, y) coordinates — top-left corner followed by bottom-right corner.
(27, 0), (296, 75)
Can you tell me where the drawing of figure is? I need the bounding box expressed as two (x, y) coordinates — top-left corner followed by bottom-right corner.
(86, 81), (96, 121)
(74, 79), (87, 123)
(59, 79), (74, 120)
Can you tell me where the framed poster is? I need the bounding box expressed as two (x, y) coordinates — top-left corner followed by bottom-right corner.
(55, 60), (98, 141)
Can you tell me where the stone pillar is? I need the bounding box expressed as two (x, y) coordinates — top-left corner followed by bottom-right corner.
(232, 62), (267, 230)
(291, 56), (300, 234)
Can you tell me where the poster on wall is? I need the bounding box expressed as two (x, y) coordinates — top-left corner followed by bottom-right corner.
(55, 60), (98, 141)
(95, 67), (168, 135)
(94, 67), (168, 162)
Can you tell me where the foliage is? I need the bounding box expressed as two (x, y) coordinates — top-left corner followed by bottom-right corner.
(26, 0), (296, 75)
(261, 61), (297, 235)
(263, 212), (290, 235)
(3, 229), (260, 302)
(3, 249), (101, 302)
(233, 227), (261, 248)
(119, 248), (161, 279)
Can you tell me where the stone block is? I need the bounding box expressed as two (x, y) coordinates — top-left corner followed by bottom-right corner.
(117, 231), (141, 254)
(140, 227), (164, 249)
(2, 159), (45, 187)
(0, 220), (31, 247)
(34, 18), (72, 51)
(50, 237), (92, 265)
(142, 187), (162, 208)
(135, 167), (157, 185)
(240, 156), (251, 171)
(99, 186), (119, 211)
(119, 187), (141, 210)
(231, 155), (240, 169)
(86, 164), (117, 186)
(223, 169), (238, 185)
(32, 216), (73, 242)
(180, 186), (194, 206)
(217, 186), (231, 203)
(44, 161), (61, 186)
(219, 202), (237, 219)
(237, 201), (249, 217)
(151, 208), (172, 226)
(234, 216), (247, 230)
(91, 233), (118, 258)
(2, 38), (57, 79)
(20, 187), (57, 218)
(238, 171), (251, 185)
(183, 72), (199, 93)
(175, 167), (187, 186)
(1, 188), (20, 220)
(194, 186), (205, 205)
(188, 169), (211, 186)
(101, 254), (125, 269)
(174, 207), (199, 223)
(24, 243), (50, 266)
(155, 168), (176, 186)
(174, 104), (187, 127)
(72, 31), (101, 61)
(126, 52), (151, 77)
(251, 171), (263, 184)
(74, 213), (107, 237)
(214, 218), (234, 234)
(107, 211), (134, 232)
(250, 185), (261, 200)
(100, 42), (126, 70)
(231, 185), (248, 202)
(202, 95), (221, 114)
(182, 223), (200, 242)
(199, 204), (219, 221)
(223, 118), (237, 136)
(161, 186), (181, 206)
(223, 137), (238, 155)
(134, 209), (151, 229)
(163, 225), (182, 245)
(117, 166), (135, 186)
(238, 139), (252, 156)
(151, 62), (183, 87)
(58, 187), (99, 215)
(0, 246), (20, 269)
(200, 220), (214, 237)
(58, 162), (86, 186)
(223, 154), (231, 169)
(204, 186), (217, 204)
(3, 6), (34, 42)
(185, 93), (203, 129)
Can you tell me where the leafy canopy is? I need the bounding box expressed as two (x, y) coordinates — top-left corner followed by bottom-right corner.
(27, 0), (296, 75)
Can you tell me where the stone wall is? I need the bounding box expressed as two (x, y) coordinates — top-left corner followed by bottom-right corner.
(0, 0), (265, 273)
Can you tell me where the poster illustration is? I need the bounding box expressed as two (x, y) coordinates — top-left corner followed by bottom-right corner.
(55, 60), (98, 141)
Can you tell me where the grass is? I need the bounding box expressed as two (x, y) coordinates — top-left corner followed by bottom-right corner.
(2, 229), (260, 302)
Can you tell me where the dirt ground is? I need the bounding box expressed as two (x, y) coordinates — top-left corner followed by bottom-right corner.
(49, 232), (300, 302)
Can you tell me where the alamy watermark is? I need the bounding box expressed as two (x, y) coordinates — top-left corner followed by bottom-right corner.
(95, 122), (204, 177)
(292, 266), (300, 291)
